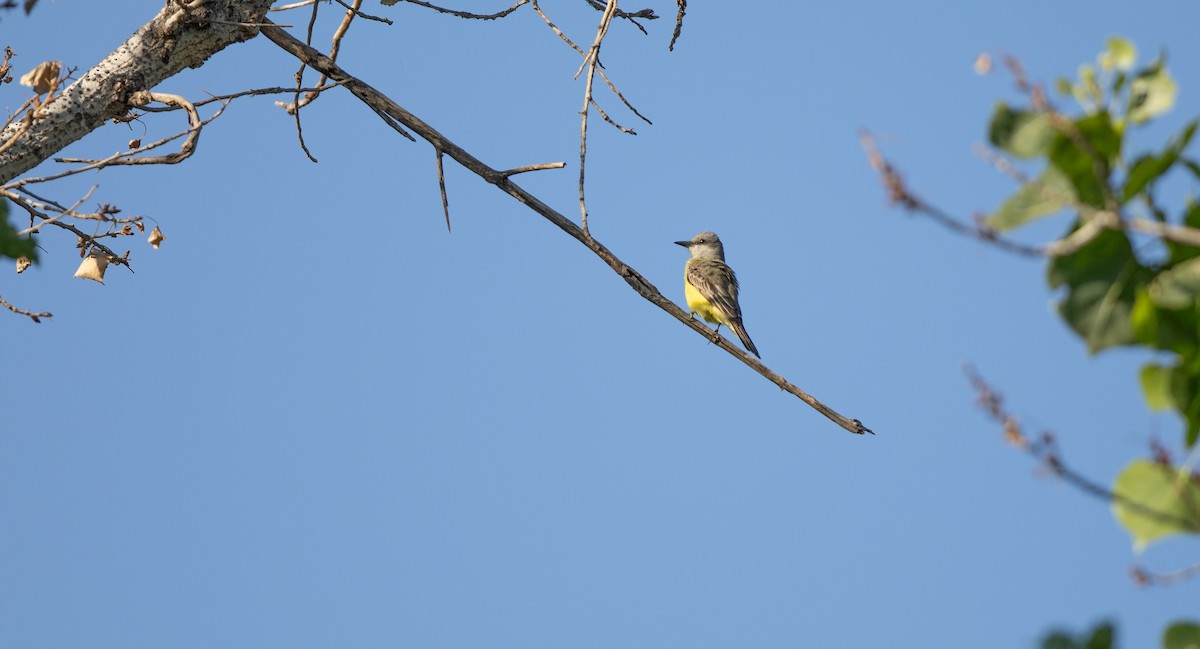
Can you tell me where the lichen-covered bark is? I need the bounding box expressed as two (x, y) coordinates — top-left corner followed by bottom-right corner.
(0, 0), (272, 183)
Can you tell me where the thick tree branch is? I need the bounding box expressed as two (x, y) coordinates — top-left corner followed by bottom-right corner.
(260, 20), (873, 435)
(0, 0), (273, 183)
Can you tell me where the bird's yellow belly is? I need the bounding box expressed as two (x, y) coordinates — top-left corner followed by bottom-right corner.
(684, 281), (729, 326)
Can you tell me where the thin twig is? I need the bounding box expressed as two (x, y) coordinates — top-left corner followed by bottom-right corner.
(498, 161), (566, 177)
(1132, 562), (1200, 588)
(333, 0), (391, 24)
(436, 148), (450, 232)
(136, 82), (348, 111)
(589, 98), (635, 134)
(260, 20), (874, 435)
(0, 293), (51, 323)
(57, 92), (202, 166)
(668, 0), (686, 51)
(596, 68), (651, 125)
(389, 0), (529, 20)
(533, 0), (650, 128)
(582, 0), (657, 33)
(4, 101), (227, 189)
(576, 0), (619, 237)
(16, 184), (97, 236)
(288, 0), (321, 161)
(271, 0), (319, 11)
(966, 365), (1197, 530)
(532, 0), (584, 55)
(2, 190), (132, 272)
(859, 130), (1045, 258)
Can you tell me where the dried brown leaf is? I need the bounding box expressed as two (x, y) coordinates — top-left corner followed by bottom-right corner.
(19, 60), (59, 95)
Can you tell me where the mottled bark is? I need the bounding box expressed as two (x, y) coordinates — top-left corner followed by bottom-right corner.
(0, 0), (272, 183)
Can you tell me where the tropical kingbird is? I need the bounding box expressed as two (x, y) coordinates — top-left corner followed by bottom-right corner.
(674, 231), (760, 358)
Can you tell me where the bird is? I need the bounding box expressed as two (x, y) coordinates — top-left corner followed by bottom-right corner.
(674, 231), (760, 358)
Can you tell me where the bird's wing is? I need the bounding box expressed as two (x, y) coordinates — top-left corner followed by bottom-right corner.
(686, 261), (742, 320)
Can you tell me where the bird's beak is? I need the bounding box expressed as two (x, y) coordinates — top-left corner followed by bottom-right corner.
(674, 240), (691, 248)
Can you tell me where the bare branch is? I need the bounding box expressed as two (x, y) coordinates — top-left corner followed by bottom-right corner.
(0, 293), (51, 323)
(137, 82), (347, 111)
(271, 0), (319, 11)
(55, 91), (203, 166)
(436, 148), (451, 232)
(966, 365), (1196, 529)
(859, 130), (1045, 258)
(260, 20), (874, 435)
(16, 184), (97, 236)
(532, 1), (584, 56)
(333, 0), (392, 24)
(1132, 562), (1200, 588)
(582, 0), (657, 34)
(498, 161), (566, 177)
(386, 0), (529, 20)
(594, 65), (652, 126)
(2, 190), (133, 272)
(0, 0), (275, 184)
(669, 0), (686, 51)
(574, 0), (620, 237)
(590, 98), (636, 134)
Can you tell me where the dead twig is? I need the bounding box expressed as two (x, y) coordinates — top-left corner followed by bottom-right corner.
(668, 0), (686, 51)
(436, 148), (450, 232)
(0, 293), (51, 323)
(498, 161), (566, 177)
(859, 130), (1045, 258)
(16, 184), (97, 236)
(386, 0), (529, 20)
(56, 92), (202, 166)
(966, 365), (1196, 529)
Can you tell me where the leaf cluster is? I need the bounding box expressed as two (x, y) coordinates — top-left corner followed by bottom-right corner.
(989, 38), (1200, 447)
(985, 40), (1200, 603)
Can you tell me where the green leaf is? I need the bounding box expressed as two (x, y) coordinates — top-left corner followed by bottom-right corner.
(1049, 112), (1122, 208)
(986, 167), (1074, 231)
(1140, 363), (1174, 410)
(1129, 58), (1177, 124)
(1149, 257), (1200, 309)
(1112, 460), (1200, 549)
(1131, 289), (1199, 355)
(1101, 36), (1137, 71)
(0, 199), (37, 262)
(1122, 119), (1197, 203)
(1041, 622), (1115, 649)
(1164, 622), (1200, 649)
(988, 103), (1055, 159)
(1183, 159), (1200, 180)
(1047, 229), (1148, 352)
(1169, 358), (1200, 446)
(1164, 201), (1200, 266)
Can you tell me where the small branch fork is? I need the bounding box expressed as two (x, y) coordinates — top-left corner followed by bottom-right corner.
(260, 21), (872, 435)
(966, 365), (1200, 587)
(390, 0), (663, 237)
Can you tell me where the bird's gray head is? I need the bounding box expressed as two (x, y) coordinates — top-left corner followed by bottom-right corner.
(674, 230), (726, 261)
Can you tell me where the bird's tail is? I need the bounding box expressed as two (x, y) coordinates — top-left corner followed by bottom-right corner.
(729, 319), (760, 358)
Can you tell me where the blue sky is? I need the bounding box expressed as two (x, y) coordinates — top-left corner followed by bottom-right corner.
(3, 2), (1200, 647)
